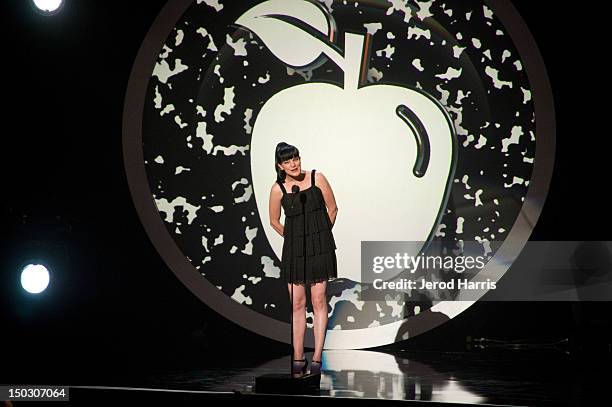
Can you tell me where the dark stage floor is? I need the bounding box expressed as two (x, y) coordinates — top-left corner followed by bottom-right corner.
(8, 346), (611, 406)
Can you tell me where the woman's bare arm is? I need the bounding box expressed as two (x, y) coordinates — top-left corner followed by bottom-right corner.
(269, 183), (284, 237)
(316, 172), (338, 227)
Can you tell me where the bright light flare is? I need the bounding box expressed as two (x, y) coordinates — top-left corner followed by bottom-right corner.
(32, 0), (64, 14)
(21, 264), (50, 294)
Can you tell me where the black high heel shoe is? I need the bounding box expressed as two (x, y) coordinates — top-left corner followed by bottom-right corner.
(309, 359), (322, 375)
(292, 358), (308, 376)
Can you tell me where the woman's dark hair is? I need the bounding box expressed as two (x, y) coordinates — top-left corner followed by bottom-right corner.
(275, 142), (300, 182)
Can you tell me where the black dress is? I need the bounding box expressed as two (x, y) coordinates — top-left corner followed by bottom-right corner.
(278, 169), (337, 285)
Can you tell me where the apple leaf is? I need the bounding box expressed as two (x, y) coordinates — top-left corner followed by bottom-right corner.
(235, 0), (333, 68)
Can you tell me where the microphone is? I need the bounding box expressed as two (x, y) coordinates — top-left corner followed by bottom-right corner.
(290, 185), (300, 209)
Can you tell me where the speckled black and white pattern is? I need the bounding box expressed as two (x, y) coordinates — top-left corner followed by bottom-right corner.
(142, 0), (535, 332)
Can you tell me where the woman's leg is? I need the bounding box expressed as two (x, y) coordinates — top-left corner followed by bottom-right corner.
(310, 280), (328, 362)
(287, 283), (307, 359)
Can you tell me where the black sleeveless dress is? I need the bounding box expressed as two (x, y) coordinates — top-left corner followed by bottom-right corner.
(278, 169), (337, 285)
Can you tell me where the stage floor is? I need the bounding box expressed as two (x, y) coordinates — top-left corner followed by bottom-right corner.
(25, 347), (607, 406)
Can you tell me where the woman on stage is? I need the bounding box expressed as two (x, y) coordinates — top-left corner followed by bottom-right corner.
(269, 142), (338, 376)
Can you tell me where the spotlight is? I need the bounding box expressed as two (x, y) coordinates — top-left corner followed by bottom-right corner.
(32, 0), (64, 15)
(21, 264), (50, 294)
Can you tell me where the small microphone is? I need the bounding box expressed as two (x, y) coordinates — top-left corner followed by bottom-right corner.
(290, 185), (300, 209)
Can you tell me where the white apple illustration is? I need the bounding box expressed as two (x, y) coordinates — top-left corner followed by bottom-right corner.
(237, 0), (456, 282)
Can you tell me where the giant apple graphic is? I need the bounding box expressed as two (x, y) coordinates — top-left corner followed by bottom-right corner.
(237, 0), (457, 283)
(123, 0), (551, 349)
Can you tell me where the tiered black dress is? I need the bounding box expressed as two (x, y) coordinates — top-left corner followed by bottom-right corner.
(278, 169), (337, 285)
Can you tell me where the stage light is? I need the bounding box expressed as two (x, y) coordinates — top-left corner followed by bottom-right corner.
(32, 0), (64, 14)
(21, 264), (50, 294)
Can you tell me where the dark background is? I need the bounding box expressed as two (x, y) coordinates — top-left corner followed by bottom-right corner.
(1, 0), (609, 384)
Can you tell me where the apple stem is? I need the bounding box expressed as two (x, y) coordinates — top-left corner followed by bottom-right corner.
(320, 33), (366, 91)
(343, 33), (366, 91)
